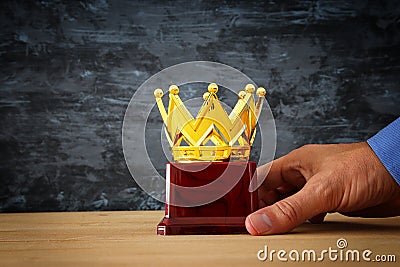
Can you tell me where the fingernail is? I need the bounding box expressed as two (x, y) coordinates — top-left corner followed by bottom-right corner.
(248, 213), (272, 234)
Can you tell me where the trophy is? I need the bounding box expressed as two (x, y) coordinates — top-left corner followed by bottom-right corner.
(154, 82), (266, 235)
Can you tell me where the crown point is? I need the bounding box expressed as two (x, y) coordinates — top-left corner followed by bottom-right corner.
(238, 90), (246, 99)
(256, 87), (266, 97)
(169, 85), (179, 95)
(203, 92), (211, 100)
(208, 83), (218, 94)
(154, 88), (164, 98)
(245, 84), (255, 93)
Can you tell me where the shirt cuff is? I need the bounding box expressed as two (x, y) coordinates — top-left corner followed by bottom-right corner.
(367, 118), (400, 186)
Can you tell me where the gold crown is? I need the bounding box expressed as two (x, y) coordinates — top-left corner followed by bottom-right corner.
(154, 83), (266, 161)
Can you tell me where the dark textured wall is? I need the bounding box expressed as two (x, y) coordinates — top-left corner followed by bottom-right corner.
(1, 0), (399, 212)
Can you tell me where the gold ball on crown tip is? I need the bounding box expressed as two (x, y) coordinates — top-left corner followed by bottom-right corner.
(208, 83), (218, 94)
(245, 84), (255, 93)
(203, 92), (211, 100)
(238, 90), (246, 99)
(169, 85), (179, 95)
(154, 88), (164, 98)
(256, 87), (266, 97)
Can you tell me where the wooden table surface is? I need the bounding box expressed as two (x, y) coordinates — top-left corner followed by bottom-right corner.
(0, 211), (399, 267)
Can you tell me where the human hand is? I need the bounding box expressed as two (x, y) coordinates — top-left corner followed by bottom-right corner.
(245, 142), (400, 235)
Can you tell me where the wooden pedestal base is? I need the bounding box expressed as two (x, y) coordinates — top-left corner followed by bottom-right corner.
(157, 161), (257, 235)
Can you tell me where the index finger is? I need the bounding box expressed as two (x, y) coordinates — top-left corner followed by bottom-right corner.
(258, 151), (307, 192)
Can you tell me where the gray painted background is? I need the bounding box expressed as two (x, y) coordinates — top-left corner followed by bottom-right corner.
(1, 0), (399, 212)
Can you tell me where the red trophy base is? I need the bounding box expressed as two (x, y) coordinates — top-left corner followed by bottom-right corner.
(157, 161), (258, 235)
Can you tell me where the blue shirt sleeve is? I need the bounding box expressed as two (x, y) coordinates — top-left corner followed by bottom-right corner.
(367, 117), (400, 186)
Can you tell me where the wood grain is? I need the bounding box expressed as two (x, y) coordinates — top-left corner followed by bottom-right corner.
(0, 211), (399, 266)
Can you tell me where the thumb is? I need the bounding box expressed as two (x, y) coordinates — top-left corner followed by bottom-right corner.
(246, 181), (329, 235)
